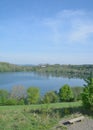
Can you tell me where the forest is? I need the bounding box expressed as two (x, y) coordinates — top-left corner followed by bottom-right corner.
(0, 62), (93, 78)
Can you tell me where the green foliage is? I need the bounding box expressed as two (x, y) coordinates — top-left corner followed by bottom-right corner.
(0, 62), (23, 72)
(82, 74), (93, 110)
(0, 101), (82, 130)
(32, 64), (93, 79)
(71, 87), (83, 101)
(27, 87), (40, 104)
(0, 101), (82, 111)
(0, 89), (8, 105)
(0, 85), (82, 106)
(59, 84), (74, 102)
(0, 107), (59, 130)
(17, 99), (25, 105)
(6, 98), (18, 105)
(43, 91), (59, 103)
(0, 62), (93, 79)
(10, 86), (26, 100)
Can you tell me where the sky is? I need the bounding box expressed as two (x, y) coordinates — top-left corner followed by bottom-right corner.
(0, 0), (93, 65)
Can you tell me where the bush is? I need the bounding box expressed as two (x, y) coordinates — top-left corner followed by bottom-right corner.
(43, 91), (59, 103)
(6, 98), (17, 105)
(17, 99), (25, 105)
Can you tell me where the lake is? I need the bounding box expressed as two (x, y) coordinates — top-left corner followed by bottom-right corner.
(0, 72), (85, 95)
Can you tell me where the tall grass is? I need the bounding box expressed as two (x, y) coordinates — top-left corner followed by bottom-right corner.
(0, 101), (82, 130)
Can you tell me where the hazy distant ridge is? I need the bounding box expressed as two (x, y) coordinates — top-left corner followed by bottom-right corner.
(0, 62), (93, 78)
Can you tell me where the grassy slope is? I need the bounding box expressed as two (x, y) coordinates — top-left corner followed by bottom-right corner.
(0, 101), (82, 111)
(0, 102), (82, 130)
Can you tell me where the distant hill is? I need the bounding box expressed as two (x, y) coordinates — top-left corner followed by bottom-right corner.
(0, 62), (35, 72)
(21, 64), (36, 67)
(33, 64), (93, 78)
(0, 62), (23, 72)
(0, 62), (93, 78)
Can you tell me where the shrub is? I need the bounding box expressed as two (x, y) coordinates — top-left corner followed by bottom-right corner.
(5, 98), (17, 105)
(43, 91), (59, 103)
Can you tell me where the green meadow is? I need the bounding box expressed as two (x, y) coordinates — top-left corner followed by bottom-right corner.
(0, 101), (82, 130)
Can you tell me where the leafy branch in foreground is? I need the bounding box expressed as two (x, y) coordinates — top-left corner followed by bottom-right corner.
(82, 73), (93, 111)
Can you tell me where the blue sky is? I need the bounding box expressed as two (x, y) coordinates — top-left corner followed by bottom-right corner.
(0, 0), (93, 64)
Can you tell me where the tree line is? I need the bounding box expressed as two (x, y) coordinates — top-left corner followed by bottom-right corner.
(0, 85), (83, 106)
(0, 62), (93, 79)
(0, 75), (93, 112)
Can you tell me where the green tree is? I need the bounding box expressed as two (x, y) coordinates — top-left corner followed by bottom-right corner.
(0, 89), (8, 105)
(59, 84), (74, 102)
(82, 74), (93, 110)
(72, 87), (83, 101)
(43, 91), (59, 103)
(27, 87), (40, 104)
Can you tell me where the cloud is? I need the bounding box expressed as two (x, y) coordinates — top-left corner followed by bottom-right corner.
(43, 10), (93, 45)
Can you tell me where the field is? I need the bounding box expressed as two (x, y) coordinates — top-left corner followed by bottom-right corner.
(0, 101), (82, 130)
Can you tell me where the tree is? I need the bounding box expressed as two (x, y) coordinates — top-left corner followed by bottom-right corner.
(59, 84), (74, 102)
(72, 87), (83, 101)
(82, 74), (93, 110)
(27, 87), (40, 104)
(43, 91), (58, 103)
(9, 86), (26, 105)
(10, 86), (26, 100)
(0, 89), (8, 105)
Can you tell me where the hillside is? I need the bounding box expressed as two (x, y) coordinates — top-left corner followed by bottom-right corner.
(0, 102), (82, 130)
(0, 62), (93, 78)
(0, 62), (23, 72)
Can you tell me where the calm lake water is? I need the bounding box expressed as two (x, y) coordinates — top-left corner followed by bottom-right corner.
(0, 72), (85, 95)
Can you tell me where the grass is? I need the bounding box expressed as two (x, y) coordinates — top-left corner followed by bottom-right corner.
(0, 101), (82, 111)
(0, 101), (82, 130)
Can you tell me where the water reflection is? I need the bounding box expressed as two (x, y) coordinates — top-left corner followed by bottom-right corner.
(0, 72), (85, 95)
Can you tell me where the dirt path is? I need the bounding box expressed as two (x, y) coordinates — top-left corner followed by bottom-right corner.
(52, 116), (93, 130)
(67, 117), (93, 130)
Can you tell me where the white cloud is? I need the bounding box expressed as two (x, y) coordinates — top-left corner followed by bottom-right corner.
(43, 10), (93, 45)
